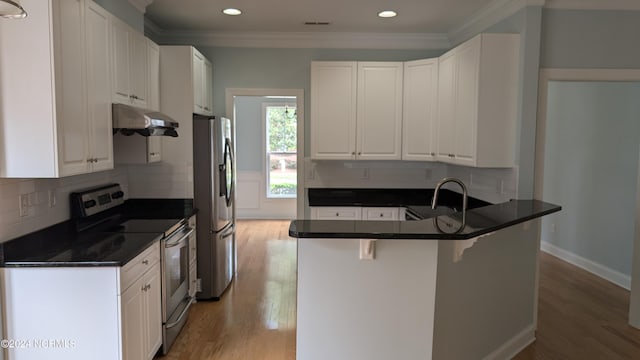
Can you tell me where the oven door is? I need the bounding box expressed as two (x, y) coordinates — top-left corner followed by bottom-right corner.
(162, 225), (193, 321)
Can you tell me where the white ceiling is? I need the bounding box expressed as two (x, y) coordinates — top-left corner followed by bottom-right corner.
(145, 0), (499, 34)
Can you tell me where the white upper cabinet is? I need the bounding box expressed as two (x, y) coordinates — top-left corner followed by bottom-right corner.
(310, 61), (402, 160)
(111, 17), (147, 108)
(402, 59), (439, 161)
(310, 61), (358, 160)
(356, 62), (403, 160)
(146, 38), (160, 111)
(84, 0), (115, 173)
(436, 33), (520, 167)
(204, 58), (214, 114)
(0, 0), (113, 178)
(192, 48), (213, 115)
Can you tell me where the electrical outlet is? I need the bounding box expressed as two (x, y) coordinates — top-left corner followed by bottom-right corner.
(19, 194), (28, 217)
(425, 169), (432, 180)
(362, 168), (370, 180)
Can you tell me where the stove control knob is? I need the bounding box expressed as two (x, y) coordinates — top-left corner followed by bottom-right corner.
(111, 191), (124, 199)
(83, 200), (97, 209)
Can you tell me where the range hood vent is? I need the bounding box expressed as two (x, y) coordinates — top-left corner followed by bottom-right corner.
(112, 103), (179, 137)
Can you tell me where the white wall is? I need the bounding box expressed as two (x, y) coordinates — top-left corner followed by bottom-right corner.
(0, 168), (129, 242)
(540, 81), (640, 286)
(236, 171), (296, 219)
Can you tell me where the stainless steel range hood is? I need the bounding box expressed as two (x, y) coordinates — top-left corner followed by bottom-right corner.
(112, 103), (179, 137)
(0, 0), (27, 19)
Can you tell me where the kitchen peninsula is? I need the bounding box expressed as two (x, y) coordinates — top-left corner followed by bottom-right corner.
(289, 189), (560, 360)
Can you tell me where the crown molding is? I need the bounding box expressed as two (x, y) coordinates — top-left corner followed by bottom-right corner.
(128, 0), (154, 14)
(544, 0), (640, 10)
(148, 29), (451, 50)
(448, 0), (545, 45)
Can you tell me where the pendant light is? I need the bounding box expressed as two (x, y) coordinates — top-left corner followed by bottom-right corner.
(0, 0), (27, 19)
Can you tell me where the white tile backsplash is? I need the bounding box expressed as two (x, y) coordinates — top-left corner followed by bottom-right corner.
(306, 159), (519, 204)
(0, 168), (128, 243)
(127, 163), (193, 199)
(306, 159), (448, 189)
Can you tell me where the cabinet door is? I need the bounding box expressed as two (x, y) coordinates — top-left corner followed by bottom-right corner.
(54, 0), (90, 176)
(129, 31), (148, 108)
(111, 19), (131, 104)
(192, 49), (205, 113)
(356, 62), (403, 160)
(436, 51), (456, 162)
(402, 59), (438, 161)
(85, 0), (114, 173)
(453, 37), (480, 166)
(310, 62), (357, 160)
(143, 263), (163, 360)
(204, 59), (214, 114)
(147, 39), (160, 111)
(122, 278), (145, 360)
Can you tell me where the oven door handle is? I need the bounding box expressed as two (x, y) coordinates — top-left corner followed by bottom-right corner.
(164, 227), (194, 248)
(165, 297), (194, 329)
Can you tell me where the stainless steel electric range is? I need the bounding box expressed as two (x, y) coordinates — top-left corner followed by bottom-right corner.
(70, 184), (194, 355)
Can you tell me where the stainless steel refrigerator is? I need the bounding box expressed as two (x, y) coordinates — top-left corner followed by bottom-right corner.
(193, 114), (236, 300)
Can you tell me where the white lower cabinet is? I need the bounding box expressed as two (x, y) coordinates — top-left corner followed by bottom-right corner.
(0, 242), (162, 360)
(310, 207), (401, 221)
(122, 261), (162, 360)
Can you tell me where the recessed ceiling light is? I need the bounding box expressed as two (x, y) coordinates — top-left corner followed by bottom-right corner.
(378, 10), (397, 18)
(222, 8), (242, 16)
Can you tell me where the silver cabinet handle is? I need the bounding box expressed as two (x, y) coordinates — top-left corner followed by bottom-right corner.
(142, 259), (149, 265)
(336, 213), (339, 217)
(351, 152), (356, 155)
(379, 213), (384, 217)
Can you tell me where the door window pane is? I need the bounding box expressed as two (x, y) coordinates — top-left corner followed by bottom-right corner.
(266, 105), (297, 198)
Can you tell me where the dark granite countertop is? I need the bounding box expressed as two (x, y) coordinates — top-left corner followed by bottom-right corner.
(1, 198), (196, 267)
(308, 188), (491, 209)
(290, 200), (561, 240)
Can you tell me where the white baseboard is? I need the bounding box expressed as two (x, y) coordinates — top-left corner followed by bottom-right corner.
(482, 325), (536, 360)
(541, 241), (631, 290)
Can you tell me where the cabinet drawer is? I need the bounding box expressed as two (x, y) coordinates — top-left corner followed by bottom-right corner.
(363, 207), (399, 221)
(312, 207), (362, 220)
(121, 241), (160, 293)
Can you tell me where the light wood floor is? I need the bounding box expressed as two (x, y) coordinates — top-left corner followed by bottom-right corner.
(162, 220), (640, 360)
